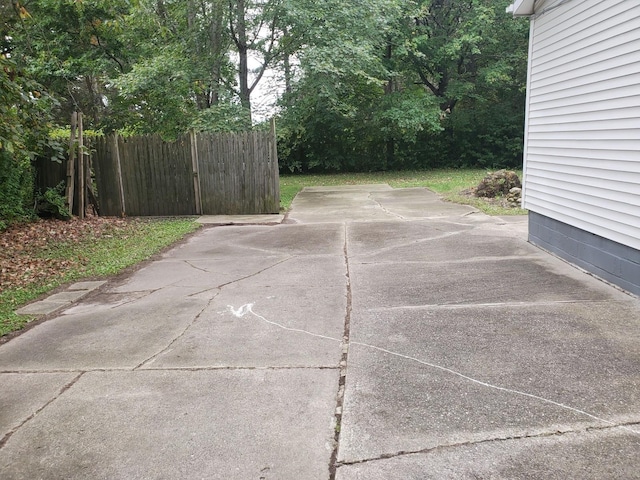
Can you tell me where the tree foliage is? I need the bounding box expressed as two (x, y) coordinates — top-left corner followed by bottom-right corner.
(0, 0), (530, 225)
(277, 0), (529, 172)
(1, 3), (64, 227)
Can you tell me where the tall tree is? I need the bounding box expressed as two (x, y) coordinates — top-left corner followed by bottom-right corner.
(1, 1), (63, 226)
(9, 0), (131, 127)
(402, 0), (527, 113)
(276, 0), (529, 171)
(228, 0), (283, 123)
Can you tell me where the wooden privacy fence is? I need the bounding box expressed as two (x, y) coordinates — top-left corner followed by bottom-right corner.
(93, 125), (280, 216)
(35, 112), (98, 217)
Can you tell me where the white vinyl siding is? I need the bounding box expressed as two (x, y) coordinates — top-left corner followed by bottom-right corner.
(522, 0), (640, 250)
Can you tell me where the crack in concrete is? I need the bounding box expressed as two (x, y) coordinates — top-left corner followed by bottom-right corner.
(336, 421), (640, 468)
(352, 230), (467, 259)
(329, 223), (354, 480)
(134, 292), (219, 370)
(187, 256), (294, 298)
(367, 194), (407, 221)
(0, 372), (84, 450)
(184, 260), (210, 273)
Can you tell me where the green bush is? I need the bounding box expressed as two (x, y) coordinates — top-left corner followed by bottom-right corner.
(0, 151), (35, 230)
(35, 181), (71, 220)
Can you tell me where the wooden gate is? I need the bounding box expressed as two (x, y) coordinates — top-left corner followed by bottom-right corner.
(93, 123), (280, 216)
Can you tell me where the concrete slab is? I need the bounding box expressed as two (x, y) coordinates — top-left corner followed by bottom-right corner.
(137, 253), (348, 369)
(289, 187), (400, 224)
(43, 290), (91, 303)
(15, 291), (93, 316)
(339, 301), (640, 463)
(347, 220), (533, 261)
(196, 214), (284, 225)
(14, 300), (69, 316)
(0, 287), (212, 370)
(168, 223), (345, 260)
(15, 281), (108, 316)
(0, 369), (339, 480)
(68, 281), (107, 291)
(289, 186), (477, 224)
(350, 256), (613, 309)
(336, 428), (640, 479)
(144, 284), (346, 369)
(369, 188), (477, 218)
(107, 254), (291, 293)
(302, 185), (394, 192)
(162, 253), (344, 290)
(61, 291), (160, 316)
(0, 373), (78, 438)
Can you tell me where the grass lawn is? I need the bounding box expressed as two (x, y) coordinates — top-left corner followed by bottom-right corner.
(0, 218), (200, 338)
(280, 168), (527, 216)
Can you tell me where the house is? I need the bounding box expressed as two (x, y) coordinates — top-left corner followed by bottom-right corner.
(509, 0), (640, 296)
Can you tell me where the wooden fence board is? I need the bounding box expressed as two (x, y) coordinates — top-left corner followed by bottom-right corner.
(93, 130), (278, 216)
(93, 136), (122, 216)
(34, 156), (66, 194)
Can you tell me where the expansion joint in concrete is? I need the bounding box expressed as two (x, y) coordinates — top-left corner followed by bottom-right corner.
(0, 372), (84, 450)
(0, 368), (124, 374)
(139, 366), (340, 372)
(329, 224), (353, 480)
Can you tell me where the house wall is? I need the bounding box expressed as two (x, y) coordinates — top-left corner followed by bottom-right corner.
(522, 0), (640, 295)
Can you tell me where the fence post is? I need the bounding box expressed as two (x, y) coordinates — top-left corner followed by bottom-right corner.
(77, 112), (85, 219)
(113, 132), (126, 217)
(190, 130), (202, 215)
(270, 118), (280, 213)
(66, 112), (77, 213)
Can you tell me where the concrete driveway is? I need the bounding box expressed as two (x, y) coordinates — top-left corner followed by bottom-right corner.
(1, 185), (639, 479)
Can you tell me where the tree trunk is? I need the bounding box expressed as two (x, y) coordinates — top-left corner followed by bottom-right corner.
(209, 0), (225, 106)
(386, 138), (395, 167)
(384, 37), (395, 165)
(188, 0), (207, 109)
(282, 27), (292, 94)
(234, 0), (252, 122)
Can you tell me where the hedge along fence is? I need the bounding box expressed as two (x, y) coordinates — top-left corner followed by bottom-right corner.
(92, 121), (280, 216)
